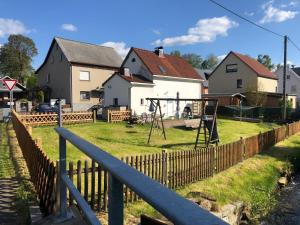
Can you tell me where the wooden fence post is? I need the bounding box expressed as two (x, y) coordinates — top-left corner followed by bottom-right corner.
(93, 110), (96, 123)
(162, 149), (168, 186)
(107, 110), (110, 123)
(240, 137), (245, 161)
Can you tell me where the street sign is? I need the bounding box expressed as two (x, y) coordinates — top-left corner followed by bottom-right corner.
(2, 79), (17, 91)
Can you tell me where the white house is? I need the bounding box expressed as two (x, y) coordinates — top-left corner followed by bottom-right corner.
(275, 65), (300, 107)
(103, 47), (203, 117)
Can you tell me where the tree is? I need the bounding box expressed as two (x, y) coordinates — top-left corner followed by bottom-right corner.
(0, 34), (37, 84)
(26, 74), (37, 89)
(201, 54), (219, 69)
(257, 54), (274, 71)
(170, 50), (181, 57)
(245, 82), (267, 107)
(182, 53), (203, 69)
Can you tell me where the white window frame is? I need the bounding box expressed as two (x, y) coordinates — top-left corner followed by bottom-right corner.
(80, 71), (90, 81)
(80, 91), (90, 101)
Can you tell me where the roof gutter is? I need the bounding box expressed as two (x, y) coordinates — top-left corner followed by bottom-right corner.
(153, 74), (203, 82)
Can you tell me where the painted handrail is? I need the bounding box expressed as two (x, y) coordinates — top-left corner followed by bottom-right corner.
(56, 126), (228, 225)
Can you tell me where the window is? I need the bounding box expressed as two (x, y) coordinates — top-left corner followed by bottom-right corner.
(237, 79), (242, 88)
(226, 64), (238, 73)
(131, 57), (136, 62)
(80, 71), (90, 81)
(140, 98), (144, 105)
(291, 85), (297, 93)
(80, 91), (90, 100)
(158, 65), (166, 74)
(47, 73), (50, 83)
(113, 98), (118, 106)
(287, 75), (291, 79)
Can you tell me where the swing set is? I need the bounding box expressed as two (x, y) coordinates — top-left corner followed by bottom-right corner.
(146, 98), (219, 149)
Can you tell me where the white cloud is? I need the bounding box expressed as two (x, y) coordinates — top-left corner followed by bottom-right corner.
(61, 24), (77, 32)
(0, 18), (30, 38)
(152, 29), (161, 35)
(153, 16), (238, 47)
(260, 1), (298, 23)
(101, 41), (130, 59)
(281, 1), (298, 8)
(217, 54), (227, 62)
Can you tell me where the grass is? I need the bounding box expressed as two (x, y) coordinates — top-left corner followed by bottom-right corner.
(126, 133), (300, 223)
(0, 123), (15, 178)
(32, 119), (278, 162)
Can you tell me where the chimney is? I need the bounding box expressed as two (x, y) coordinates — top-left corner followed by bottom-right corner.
(123, 67), (131, 77)
(154, 46), (164, 57)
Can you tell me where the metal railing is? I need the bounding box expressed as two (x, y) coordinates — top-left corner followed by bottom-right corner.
(56, 101), (227, 225)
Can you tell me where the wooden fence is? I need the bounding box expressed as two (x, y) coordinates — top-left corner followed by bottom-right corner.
(11, 111), (56, 214)
(11, 109), (300, 214)
(17, 111), (95, 126)
(107, 109), (131, 123)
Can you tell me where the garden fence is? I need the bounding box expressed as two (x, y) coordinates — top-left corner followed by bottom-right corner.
(11, 109), (300, 214)
(17, 111), (95, 126)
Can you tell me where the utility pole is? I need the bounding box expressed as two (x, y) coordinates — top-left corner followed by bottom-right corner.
(282, 35), (288, 121)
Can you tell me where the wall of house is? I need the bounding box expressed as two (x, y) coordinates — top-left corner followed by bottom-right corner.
(276, 66), (300, 106)
(257, 77), (277, 93)
(37, 42), (71, 103)
(153, 76), (202, 117)
(103, 75), (131, 107)
(130, 85), (154, 115)
(71, 65), (116, 111)
(209, 53), (258, 94)
(122, 51), (153, 81)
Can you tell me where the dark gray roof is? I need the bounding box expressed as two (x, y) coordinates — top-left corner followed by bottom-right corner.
(292, 67), (300, 77)
(55, 37), (122, 68)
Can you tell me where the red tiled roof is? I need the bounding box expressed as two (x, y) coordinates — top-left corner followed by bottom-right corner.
(132, 48), (202, 80)
(232, 52), (277, 80)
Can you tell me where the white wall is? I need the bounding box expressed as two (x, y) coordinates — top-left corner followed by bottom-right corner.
(122, 51), (153, 81)
(153, 76), (202, 117)
(276, 66), (300, 106)
(103, 75), (130, 107)
(130, 85), (154, 115)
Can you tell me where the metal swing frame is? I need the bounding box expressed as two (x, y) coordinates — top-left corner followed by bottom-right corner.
(146, 98), (219, 148)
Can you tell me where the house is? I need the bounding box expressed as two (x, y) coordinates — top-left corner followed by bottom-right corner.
(209, 51), (278, 94)
(195, 69), (211, 94)
(275, 65), (300, 107)
(207, 51), (295, 108)
(103, 47), (203, 117)
(36, 37), (122, 111)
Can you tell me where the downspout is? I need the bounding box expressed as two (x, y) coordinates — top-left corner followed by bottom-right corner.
(70, 63), (73, 112)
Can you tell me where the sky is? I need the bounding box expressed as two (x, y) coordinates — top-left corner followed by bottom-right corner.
(0, 0), (300, 69)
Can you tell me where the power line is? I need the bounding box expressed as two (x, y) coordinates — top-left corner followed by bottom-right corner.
(288, 37), (300, 54)
(208, 0), (284, 38)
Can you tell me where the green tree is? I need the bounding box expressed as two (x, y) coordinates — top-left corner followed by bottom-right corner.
(201, 54), (219, 69)
(26, 75), (37, 89)
(0, 34), (38, 84)
(170, 50), (181, 57)
(257, 54), (274, 71)
(182, 53), (203, 69)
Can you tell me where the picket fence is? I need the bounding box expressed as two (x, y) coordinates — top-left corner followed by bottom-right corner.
(11, 109), (300, 214)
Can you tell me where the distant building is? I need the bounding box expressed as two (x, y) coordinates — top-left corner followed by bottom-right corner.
(36, 37), (122, 111)
(103, 47), (203, 117)
(275, 65), (300, 107)
(195, 69), (211, 94)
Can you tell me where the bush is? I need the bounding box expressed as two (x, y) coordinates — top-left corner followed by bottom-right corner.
(36, 90), (44, 103)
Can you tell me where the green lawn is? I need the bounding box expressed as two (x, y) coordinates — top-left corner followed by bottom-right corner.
(0, 123), (15, 178)
(126, 132), (300, 223)
(32, 119), (278, 162)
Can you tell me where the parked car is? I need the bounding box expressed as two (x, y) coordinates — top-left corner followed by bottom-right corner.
(36, 103), (58, 113)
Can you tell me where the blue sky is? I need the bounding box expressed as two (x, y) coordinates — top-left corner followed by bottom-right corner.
(0, 0), (300, 69)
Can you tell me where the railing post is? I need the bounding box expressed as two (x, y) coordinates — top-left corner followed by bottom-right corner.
(93, 109), (96, 123)
(57, 99), (69, 220)
(108, 174), (124, 225)
(162, 149), (168, 186)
